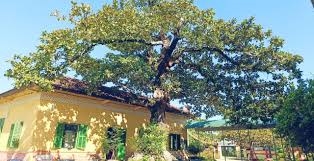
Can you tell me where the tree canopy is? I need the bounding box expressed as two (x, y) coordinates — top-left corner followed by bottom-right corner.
(6, 0), (303, 123)
(275, 79), (314, 154)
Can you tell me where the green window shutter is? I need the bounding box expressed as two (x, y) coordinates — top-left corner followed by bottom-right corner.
(117, 142), (126, 161)
(7, 121), (23, 148)
(75, 124), (88, 149)
(0, 118), (5, 133)
(7, 123), (15, 148)
(14, 122), (23, 148)
(53, 123), (65, 149)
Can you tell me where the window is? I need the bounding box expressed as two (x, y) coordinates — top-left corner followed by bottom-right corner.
(169, 133), (181, 151)
(53, 123), (88, 149)
(0, 118), (5, 133)
(63, 124), (78, 149)
(7, 121), (23, 148)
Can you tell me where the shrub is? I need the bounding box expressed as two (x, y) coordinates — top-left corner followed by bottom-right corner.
(188, 140), (205, 155)
(102, 127), (126, 160)
(135, 124), (167, 159)
(199, 148), (215, 161)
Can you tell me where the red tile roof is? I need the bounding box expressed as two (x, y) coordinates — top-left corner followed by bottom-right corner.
(53, 77), (190, 116)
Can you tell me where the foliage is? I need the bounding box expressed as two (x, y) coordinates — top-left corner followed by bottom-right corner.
(221, 146), (236, 157)
(102, 137), (110, 157)
(188, 139), (205, 155)
(199, 149), (215, 161)
(189, 156), (214, 161)
(128, 155), (157, 161)
(275, 79), (314, 154)
(219, 129), (280, 147)
(187, 130), (217, 160)
(6, 0), (302, 123)
(188, 129), (218, 146)
(135, 124), (167, 159)
(105, 127), (126, 160)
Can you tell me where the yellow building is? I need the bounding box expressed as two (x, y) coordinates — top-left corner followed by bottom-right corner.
(0, 78), (190, 161)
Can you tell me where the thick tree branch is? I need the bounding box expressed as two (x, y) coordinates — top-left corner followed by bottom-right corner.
(185, 63), (217, 85)
(154, 36), (181, 86)
(184, 47), (240, 66)
(58, 38), (162, 74)
(165, 45), (188, 68)
(97, 39), (163, 46)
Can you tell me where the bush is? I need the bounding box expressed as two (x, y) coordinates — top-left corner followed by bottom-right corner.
(199, 148), (215, 161)
(135, 124), (167, 159)
(188, 140), (205, 155)
(102, 127), (126, 160)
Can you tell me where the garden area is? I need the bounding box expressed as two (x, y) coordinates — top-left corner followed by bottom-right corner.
(85, 80), (314, 161)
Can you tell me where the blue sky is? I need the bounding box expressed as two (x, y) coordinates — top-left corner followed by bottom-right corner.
(0, 0), (313, 93)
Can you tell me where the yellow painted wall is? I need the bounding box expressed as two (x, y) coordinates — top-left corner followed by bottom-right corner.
(34, 91), (188, 160)
(0, 90), (188, 160)
(0, 90), (40, 160)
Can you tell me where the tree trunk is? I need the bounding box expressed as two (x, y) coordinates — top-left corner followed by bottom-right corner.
(149, 87), (170, 124)
(150, 99), (168, 123)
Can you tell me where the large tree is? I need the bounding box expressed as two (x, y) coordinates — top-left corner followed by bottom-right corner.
(6, 0), (302, 124)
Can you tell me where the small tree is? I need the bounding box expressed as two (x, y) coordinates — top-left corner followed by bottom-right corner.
(275, 79), (314, 157)
(135, 124), (167, 160)
(187, 139), (205, 155)
(105, 127), (126, 160)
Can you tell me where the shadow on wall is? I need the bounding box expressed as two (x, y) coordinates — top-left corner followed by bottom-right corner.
(2, 100), (185, 160)
(1, 104), (38, 160)
(30, 101), (146, 159)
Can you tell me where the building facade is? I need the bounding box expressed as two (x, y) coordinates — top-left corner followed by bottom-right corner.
(0, 79), (189, 161)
